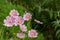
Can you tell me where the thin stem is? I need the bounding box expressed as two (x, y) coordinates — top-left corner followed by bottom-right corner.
(58, 12), (59, 17)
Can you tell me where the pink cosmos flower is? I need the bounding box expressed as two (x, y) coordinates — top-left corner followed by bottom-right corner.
(9, 9), (19, 18)
(17, 33), (25, 38)
(23, 13), (32, 21)
(10, 37), (14, 40)
(28, 29), (38, 38)
(15, 16), (24, 26)
(20, 24), (27, 32)
(4, 16), (15, 27)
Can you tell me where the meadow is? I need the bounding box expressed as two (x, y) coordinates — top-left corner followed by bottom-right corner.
(0, 0), (60, 40)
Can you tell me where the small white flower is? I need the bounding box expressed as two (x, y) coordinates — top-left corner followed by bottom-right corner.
(15, 16), (24, 26)
(20, 24), (27, 32)
(4, 16), (15, 27)
(28, 29), (38, 38)
(23, 13), (32, 21)
(9, 9), (19, 18)
(17, 33), (25, 38)
(34, 19), (43, 24)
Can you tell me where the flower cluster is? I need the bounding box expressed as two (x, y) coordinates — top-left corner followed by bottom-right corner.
(4, 9), (38, 39)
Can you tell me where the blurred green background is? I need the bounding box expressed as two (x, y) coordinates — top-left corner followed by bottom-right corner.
(0, 0), (60, 40)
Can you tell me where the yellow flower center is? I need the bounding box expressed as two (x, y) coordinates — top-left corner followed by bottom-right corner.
(8, 20), (12, 24)
(26, 16), (30, 19)
(31, 32), (34, 36)
(17, 20), (21, 24)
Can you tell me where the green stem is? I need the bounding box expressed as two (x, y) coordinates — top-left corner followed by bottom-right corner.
(58, 12), (59, 17)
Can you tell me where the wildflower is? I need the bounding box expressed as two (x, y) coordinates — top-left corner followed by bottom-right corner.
(4, 16), (15, 27)
(9, 9), (19, 18)
(28, 29), (38, 38)
(17, 33), (25, 38)
(15, 16), (24, 26)
(20, 24), (27, 32)
(10, 37), (14, 40)
(23, 13), (32, 21)
(34, 19), (43, 24)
